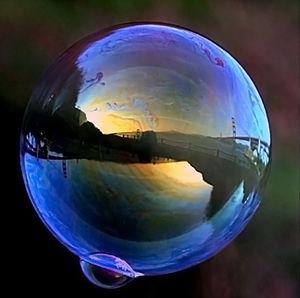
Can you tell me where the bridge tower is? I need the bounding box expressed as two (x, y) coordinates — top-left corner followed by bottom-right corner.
(231, 117), (236, 138)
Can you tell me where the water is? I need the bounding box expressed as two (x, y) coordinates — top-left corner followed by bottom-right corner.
(20, 23), (271, 288)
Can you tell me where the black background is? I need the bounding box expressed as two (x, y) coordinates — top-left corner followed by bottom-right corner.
(2, 1), (299, 297)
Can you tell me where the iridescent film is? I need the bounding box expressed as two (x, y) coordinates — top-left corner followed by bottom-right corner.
(20, 23), (271, 288)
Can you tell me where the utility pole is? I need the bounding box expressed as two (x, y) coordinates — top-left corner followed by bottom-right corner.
(62, 160), (67, 178)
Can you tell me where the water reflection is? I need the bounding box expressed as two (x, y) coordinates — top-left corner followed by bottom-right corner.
(22, 104), (269, 242)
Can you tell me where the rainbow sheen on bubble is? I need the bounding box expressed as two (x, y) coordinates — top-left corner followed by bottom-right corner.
(20, 23), (271, 288)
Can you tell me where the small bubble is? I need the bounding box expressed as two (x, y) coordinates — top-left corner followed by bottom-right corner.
(81, 253), (143, 278)
(81, 262), (132, 289)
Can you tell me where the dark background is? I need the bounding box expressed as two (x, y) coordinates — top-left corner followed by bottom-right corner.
(1, 1), (299, 297)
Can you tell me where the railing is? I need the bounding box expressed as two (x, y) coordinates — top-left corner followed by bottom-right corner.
(158, 137), (252, 170)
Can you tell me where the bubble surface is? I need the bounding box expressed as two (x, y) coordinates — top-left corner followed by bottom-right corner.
(20, 23), (271, 287)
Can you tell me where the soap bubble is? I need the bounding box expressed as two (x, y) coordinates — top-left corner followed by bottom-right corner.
(20, 23), (271, 288)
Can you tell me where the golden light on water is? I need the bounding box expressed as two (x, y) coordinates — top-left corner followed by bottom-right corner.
(155, 161), (206, 186)
(82, 160), (213, 203)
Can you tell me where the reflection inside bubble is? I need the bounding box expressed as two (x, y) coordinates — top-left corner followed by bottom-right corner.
(20, 23), (271, 287)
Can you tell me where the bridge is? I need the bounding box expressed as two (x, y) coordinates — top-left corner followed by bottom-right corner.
(23, 124), (270, 215)
(23, 129), (264, 173)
